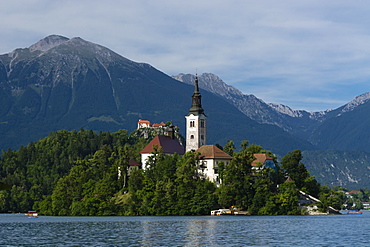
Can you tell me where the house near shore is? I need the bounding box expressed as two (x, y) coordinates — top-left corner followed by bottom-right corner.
(196, 145), (232, 185)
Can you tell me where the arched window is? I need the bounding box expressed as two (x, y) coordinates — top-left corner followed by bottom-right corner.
(190, 135), (194, 139)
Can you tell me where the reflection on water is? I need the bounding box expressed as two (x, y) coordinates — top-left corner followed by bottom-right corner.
(1, 212), (370, 246)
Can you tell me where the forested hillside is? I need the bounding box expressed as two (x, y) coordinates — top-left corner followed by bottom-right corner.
(0, 129), (342, 216)
(302, 150), (370, 189)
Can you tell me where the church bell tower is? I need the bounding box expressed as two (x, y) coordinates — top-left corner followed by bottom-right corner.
(185, 75), (207, 152)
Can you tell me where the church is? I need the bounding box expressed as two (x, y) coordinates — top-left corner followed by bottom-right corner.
(140, 75), (232, 183)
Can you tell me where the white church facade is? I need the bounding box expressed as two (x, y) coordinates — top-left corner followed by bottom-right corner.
(140, 75), (233, 183)
(185, 76), (207, 152)
(185, 75), (232, 183)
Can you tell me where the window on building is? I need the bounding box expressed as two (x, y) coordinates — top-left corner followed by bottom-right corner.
(190, 121), (195, 128)
(200, 119), (205, 128)
(190, 135), (194, 139)
(201, 135), (204, 140)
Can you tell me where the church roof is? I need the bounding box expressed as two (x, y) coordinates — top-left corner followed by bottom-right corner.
(140, 135), (185, 155)
(129, 159), (141, 167)
(196, 145), (232, 159)
(251, 153), (273, 167)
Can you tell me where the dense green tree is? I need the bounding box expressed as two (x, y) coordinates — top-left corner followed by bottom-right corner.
(127, 168), (145, 215)
(175, 151), (200, 215)
(276, 181), (301, 215)
(280, 149), (320, 197)
(249, 168), (275, 215)
(217, 141), (254, 210)
(223, 140), (235, 156)
(318, 186), (344, 211)
(0, 129), (349, 216)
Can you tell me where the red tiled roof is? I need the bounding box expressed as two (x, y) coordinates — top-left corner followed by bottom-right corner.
(349, 190), (362, 194)
(129, 159), (141, 167)
(152, 122), (166, 127)
(138, 120), (151, 124)
(196, 145), (232, 159)
(140, 135), (185, 155)
(251, 153), (273, 167)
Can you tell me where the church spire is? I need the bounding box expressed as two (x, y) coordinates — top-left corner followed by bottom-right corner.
(185, 74), (207, 152)
(189, 74), (204, 115)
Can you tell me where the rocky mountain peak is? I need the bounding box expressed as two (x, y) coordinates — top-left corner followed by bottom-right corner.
(29, 35), (69, 52)
(339, 92), (370, 115)
(268, 103), (304, 118)
(172, 72), (244, 98)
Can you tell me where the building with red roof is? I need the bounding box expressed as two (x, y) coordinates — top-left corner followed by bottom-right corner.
(152, 122), (166, 128)
(137, 119), (151, 129)
(140, 132), (185, 169)
(251, 153), (277, 171)
(196, 145), (232, 185)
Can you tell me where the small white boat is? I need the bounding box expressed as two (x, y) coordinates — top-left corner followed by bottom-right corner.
(26, 210), (38, 218)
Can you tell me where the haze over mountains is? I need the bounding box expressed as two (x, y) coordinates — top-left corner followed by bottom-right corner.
(1, 35), (370, 189)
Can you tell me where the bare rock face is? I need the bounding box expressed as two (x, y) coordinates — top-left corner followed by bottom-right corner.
(172, 72), (325, 136)
(29, 35), (70, 52)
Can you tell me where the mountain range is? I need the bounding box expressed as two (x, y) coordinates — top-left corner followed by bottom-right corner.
(173, 73), (370, 151)
(1, 35), (370, 189)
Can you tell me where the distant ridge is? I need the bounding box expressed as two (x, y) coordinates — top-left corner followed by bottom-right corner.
(172, 73), (370, 151)
(0, 35), (313, 156)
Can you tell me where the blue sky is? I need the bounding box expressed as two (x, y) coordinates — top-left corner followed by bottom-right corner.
(1, 0), (370, 111)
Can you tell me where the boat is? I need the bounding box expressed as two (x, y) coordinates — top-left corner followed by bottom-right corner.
(211, 209), (233, 216)
(210, 206), (247, 216)
(346, 209), (362, 215)
(26, 210), (38, 218)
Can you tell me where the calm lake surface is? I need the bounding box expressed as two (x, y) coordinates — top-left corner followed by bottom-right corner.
(0, 211), (369, 246)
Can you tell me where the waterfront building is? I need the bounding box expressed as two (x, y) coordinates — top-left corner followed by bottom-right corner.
(196, 145), (232, 186)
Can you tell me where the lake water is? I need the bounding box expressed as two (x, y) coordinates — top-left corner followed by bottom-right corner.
(0, 211), (369, 246)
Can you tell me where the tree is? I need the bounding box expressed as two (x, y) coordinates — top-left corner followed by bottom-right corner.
(318, 186), (345, 211)
(223, 140), (235, 156)
(127, 168), (145, 215)
(175, 151), (199, 215)
(217, 141), (254, 210)
(249, 168), (275, 215)
(280, 149), (320, 197)
(115, 145), (130, 189)
(276, 181), (301, 215)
